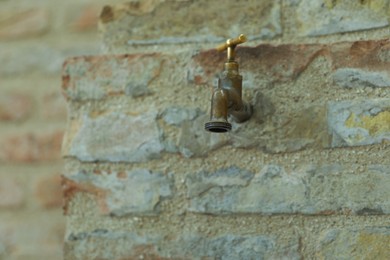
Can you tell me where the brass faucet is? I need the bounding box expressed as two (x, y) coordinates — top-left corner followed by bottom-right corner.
(205, 34), (252, 133)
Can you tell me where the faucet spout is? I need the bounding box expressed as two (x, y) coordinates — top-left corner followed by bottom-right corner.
(205, 88), (231, 132)
(205, 35), (252, 133)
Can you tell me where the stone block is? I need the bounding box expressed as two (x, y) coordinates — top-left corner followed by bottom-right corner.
(294, 0), (390, 36)
(63, 169), (173, 216)
(63, 111), (162, 163)
(333, 68), (390, 88)
(65, 230), (300, 259)
(186, 164), (390, 215)
(316, 227), (390, 259)
(161, 106), (200, 126)
(62, 54), (164, 101)
(99, 0), (281, 50)
(186, 165), (307, 214)
(328, 99), (390, 147)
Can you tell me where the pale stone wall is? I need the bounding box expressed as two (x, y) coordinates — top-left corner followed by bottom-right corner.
(63, 1), (390, 259)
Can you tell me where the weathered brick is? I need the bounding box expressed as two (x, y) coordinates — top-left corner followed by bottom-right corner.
(186, 164), (390, 215)
(316, 227), (390, 259)
(62, 54), (164, 101)
(63, 111), (162, 163)
(63, 169), (172, 216)
(65, 231), (300, 260)
(292, 0), (389, 36)
(0, 8), (49, 40)
(328, 99), (390, 148)
(0, 130), (63, 162)
(0, 176), (25, 208)
(41, 91), (67, 120)
(0, 93), (33, 122)
(35, 174), (63, 209)
(99, 0), (281, 50)
(0, 214), (64, 259)
(0, 44), (100, 76)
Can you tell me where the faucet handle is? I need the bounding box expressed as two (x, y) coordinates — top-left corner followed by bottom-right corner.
(216, 34), (247, 52)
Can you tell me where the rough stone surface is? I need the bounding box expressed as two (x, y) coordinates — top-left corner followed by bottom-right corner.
(186, 164), (390, 215)
(62, 37), (390, 259)
(161, 106), (200, 126)
(63, 169), (173, 216)
(295, 0), (390, 36)
(177, 114), (230, 158)
(328, 99), (390, 147)
(316, 227), (390, 259)
(65, 231), (299, 260)
(333, 68), (390, 88)
(63, 111), (163, 163)
(62, 54), (164, 101)
(99, 0), (281, 50)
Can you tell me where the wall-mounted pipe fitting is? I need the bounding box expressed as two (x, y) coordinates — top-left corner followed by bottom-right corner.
(205, 34), (253, 133)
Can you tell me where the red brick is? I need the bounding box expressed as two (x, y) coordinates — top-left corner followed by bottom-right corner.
(0, 176), (25, 208)
(0, 8), (49, 40)
(0, 93), (33, 122)
(0, 214), (64, 259)
(41, 91), (67, 120)
(0, 130), (64, 163)
(35, 174), (63, 209)
(71, 4), (101, 31)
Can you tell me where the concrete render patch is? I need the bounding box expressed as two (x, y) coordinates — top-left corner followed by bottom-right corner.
(65, 169), (173, 216)
(67, 111), (163, 162)
(186, 164), (390, 215)
(328, 99), (390, 147)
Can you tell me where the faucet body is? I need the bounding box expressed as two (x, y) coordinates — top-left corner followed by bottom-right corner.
(205, 35), (252, 133)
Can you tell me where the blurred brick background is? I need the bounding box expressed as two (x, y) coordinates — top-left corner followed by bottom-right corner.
(0, 0), (121, 259)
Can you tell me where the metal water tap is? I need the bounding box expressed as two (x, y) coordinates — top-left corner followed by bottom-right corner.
(205, 34), (253, 133)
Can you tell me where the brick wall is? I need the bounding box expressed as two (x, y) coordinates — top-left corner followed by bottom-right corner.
(63, 1), (390, 259)
(0, 0), (124, 259)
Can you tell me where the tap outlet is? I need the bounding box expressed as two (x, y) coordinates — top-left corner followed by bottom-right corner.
(205, 34), (253, 133)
